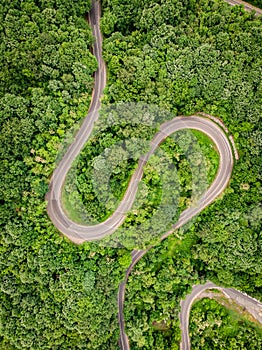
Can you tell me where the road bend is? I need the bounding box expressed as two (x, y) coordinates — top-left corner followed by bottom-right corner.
(180, 282), (262, 350)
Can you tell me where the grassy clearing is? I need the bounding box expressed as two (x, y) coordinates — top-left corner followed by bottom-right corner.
(61, 182), (90, 225)
(191, 129), (220, 184)
(196, 290), (262, 327)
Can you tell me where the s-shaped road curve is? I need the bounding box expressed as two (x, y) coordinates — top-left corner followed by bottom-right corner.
(46, 0), (233, 246)
(46, 0), (261, 244)
(45, 1), (260, 350)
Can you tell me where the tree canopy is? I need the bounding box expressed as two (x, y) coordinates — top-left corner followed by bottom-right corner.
(0, 0), (261, 349)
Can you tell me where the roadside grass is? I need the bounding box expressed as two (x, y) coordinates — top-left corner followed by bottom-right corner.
(62, 186), (88, 225)
(191, 129), (220, 185)
(194, 292), (262, 328)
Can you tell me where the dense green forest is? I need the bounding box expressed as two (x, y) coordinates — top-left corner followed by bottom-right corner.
(0, 0), (261, 349)
(123, 236), (202, 349)
(190, 298), (262, 349)
(99, 0), (262, 348)
(0, 0), (130, 349)
(64, 106), (218, 248)
(102, 0), (261, 276)
(101, 0), (262, 289)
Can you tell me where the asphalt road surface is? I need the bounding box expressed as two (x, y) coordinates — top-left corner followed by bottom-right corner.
(45, 1), (262, 350)
(46, 1), (234, 245)
(225, 0), (262, 15)
(180, 282), (262, 350)
(47, 113), (234, 243)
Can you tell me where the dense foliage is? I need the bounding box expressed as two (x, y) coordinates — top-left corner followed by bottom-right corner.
(0, 0), (261, 349)
(100, 0), (262, 347)
(102, 0), (262, 288)
(124, 235), (201, 349)
(66, 105), (218, 247)
(0, 1), (131, 349)
(190, 298), (262, 349)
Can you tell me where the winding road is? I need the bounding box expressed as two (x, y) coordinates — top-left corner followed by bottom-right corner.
(47, 113), (234, 243)
(46, 0), (106, 244)
(45, 1), (262, 349)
